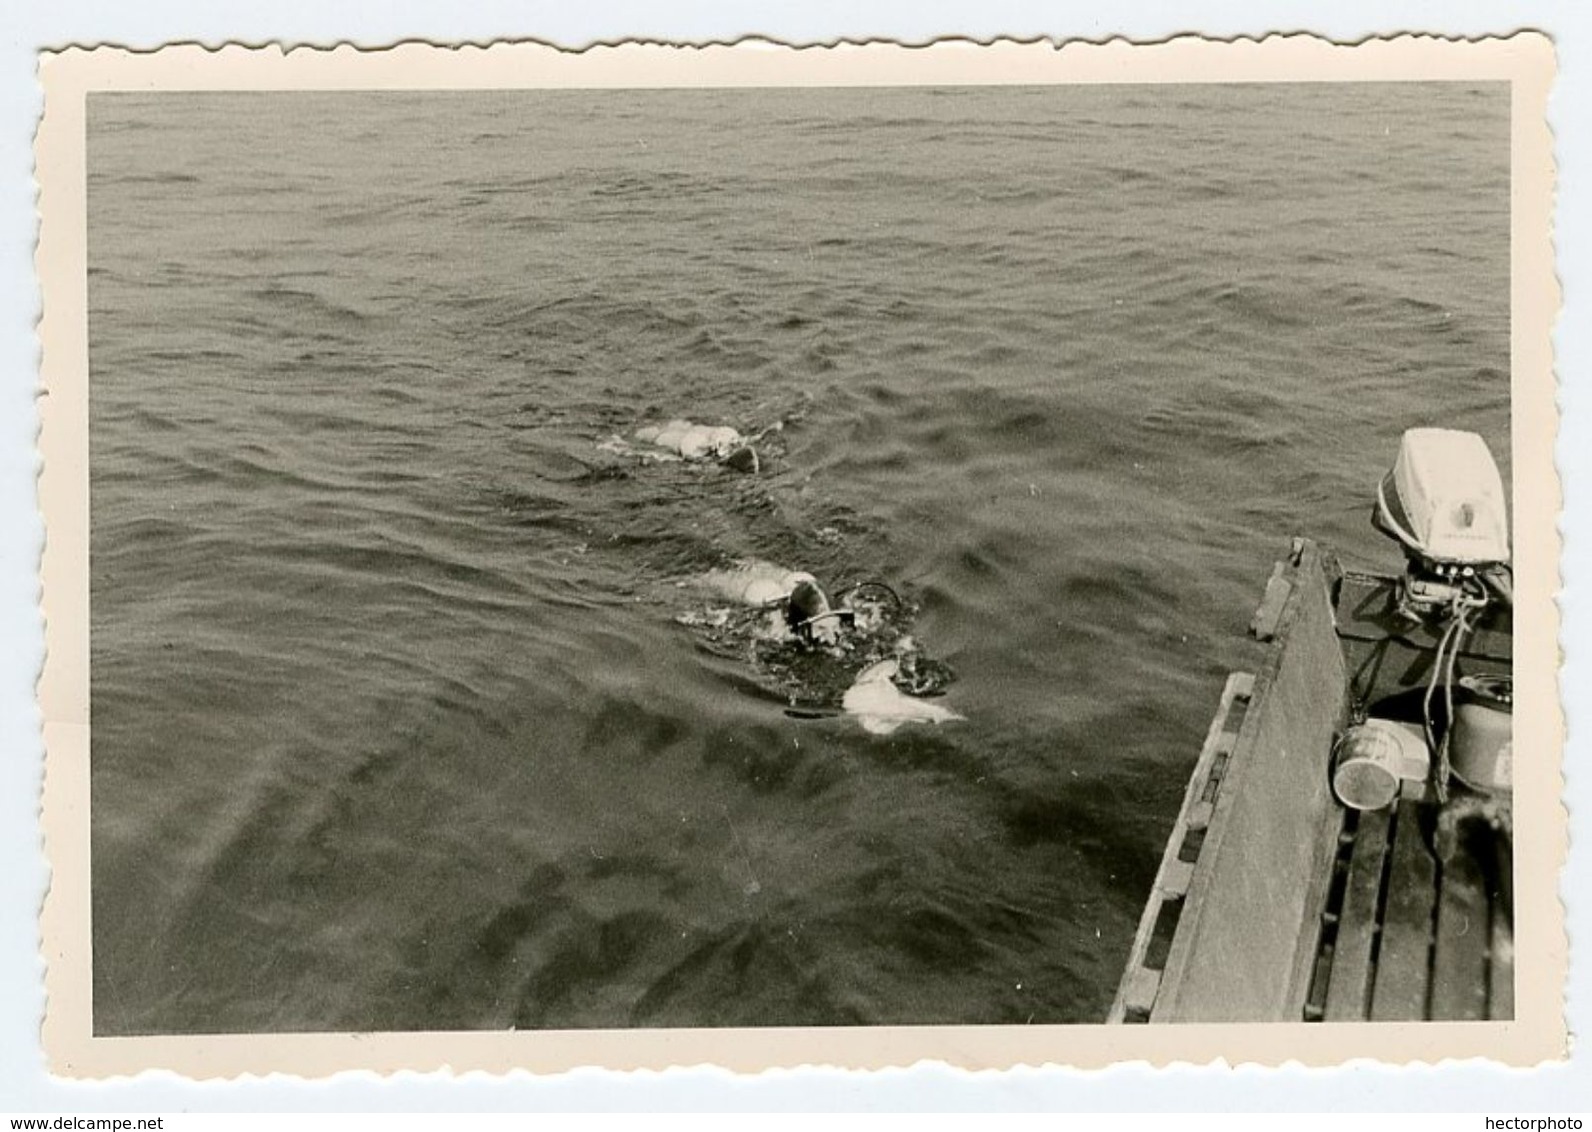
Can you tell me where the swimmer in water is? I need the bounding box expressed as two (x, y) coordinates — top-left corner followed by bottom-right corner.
(628, 418), (762, 473)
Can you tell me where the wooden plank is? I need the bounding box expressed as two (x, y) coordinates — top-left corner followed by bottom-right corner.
(1488, 830), (1515, 1020)
(1324, 807), (1392, 1021)
(1118, 967), (1162, 1017)
(1286, 805), (1348, 1015)
(1250, 563), (1293, 641)
(1155, 541), (1348, 1022)
(1371, 800), (1438, 1020)
(1490, 903), (1515, 1020)
(1107, 671), (1253, 1023)
(1431, 846), (1491, 1021)
(1161, 859), (1194, 898)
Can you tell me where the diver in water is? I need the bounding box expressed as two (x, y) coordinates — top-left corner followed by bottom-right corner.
(782, 574), (963, 731)
(775, 574), (954, 696)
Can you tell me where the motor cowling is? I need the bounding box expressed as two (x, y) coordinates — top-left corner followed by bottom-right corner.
(1374, 427), (1509, 567)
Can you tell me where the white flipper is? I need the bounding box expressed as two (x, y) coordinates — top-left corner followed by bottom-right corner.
(842, 659), (964, 736)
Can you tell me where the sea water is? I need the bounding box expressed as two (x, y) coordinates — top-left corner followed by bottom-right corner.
(86, 84), (1510, 1032)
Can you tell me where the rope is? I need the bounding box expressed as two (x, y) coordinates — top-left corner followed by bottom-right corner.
(1422, 615), (1457, 801)
(1424, 595), (1480, 804)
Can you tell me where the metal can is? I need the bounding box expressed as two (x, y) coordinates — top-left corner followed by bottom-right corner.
(1450, 674), (1513, 795)
(1333, 719), (1430, 811)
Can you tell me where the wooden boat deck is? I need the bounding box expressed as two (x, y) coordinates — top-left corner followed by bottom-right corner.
(1307, 800), (1513, 1022)
(1110, 538), (1513, 1024)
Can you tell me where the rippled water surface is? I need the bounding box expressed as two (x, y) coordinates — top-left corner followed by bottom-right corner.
(87, 84), (1510, 1033)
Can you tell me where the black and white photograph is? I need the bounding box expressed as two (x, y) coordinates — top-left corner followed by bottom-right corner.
(33, 35), (1561, 1077)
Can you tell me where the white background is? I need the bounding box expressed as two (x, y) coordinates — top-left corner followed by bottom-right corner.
(4, 1), (1587, 1113)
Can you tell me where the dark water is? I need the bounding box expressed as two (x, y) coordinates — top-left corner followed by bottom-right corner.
(86, 84), (1510, 1033)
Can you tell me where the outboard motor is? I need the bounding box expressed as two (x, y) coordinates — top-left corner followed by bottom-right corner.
(1372, 427), (1511, 616)
(1370, 427), (1512, 805)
